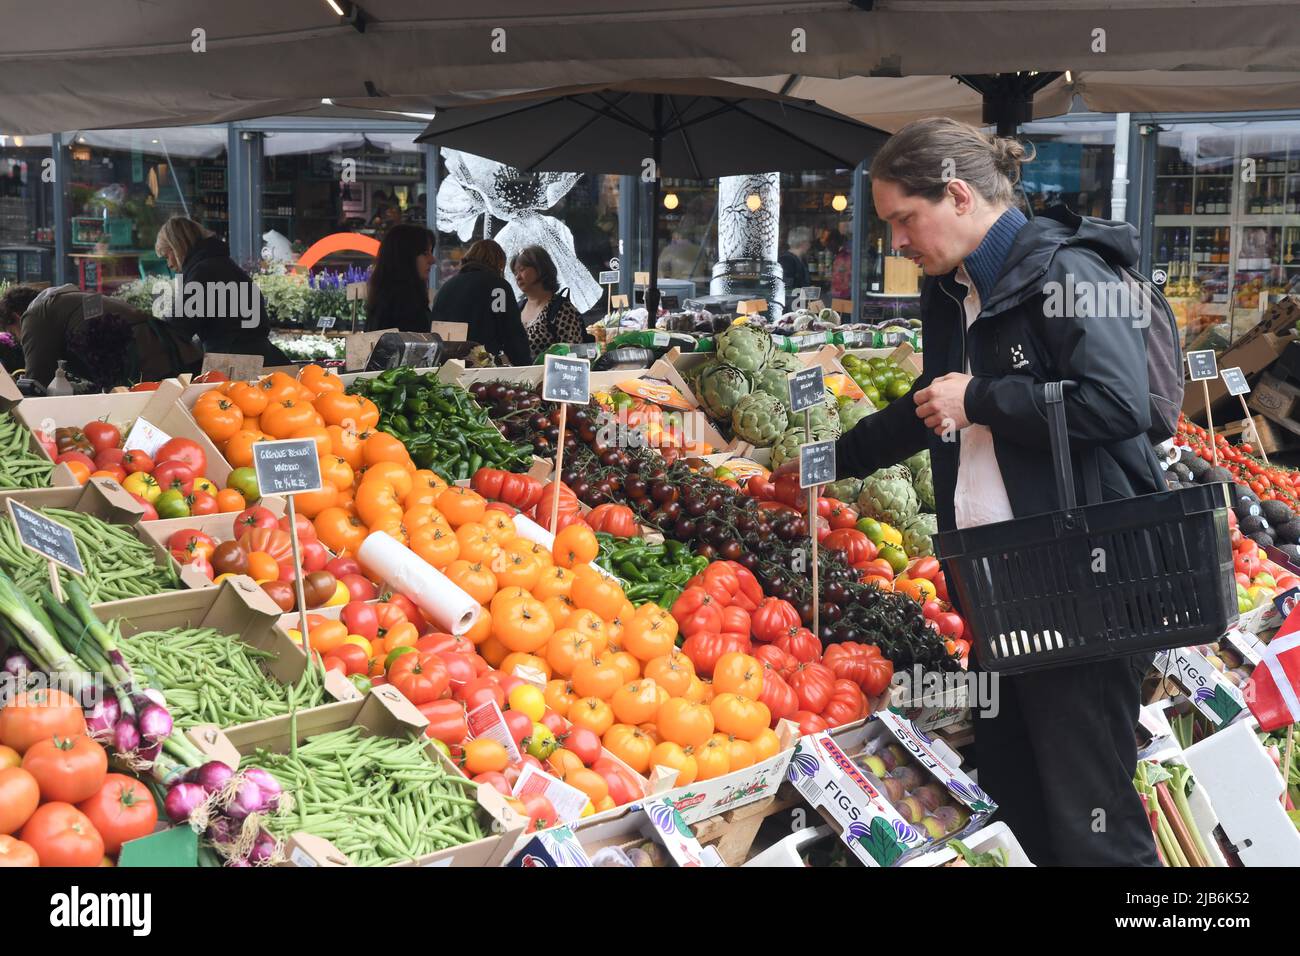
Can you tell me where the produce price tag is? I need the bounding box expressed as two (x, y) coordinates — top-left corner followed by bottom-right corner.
(610, 294), (629, 309)
(1221, 626), (1265, 668)
(121, 417), (172, 460)
(202, 352), (264, 381)
(598, 270), (620, 285)
(345, 281), (368, 301)
(1221, 366), (1250, 396)
(787, 364), (826, 413)
(6, 499), (85, 575)
(465, 700), (521, 763)
(839, 330), (872, 348)
(652, 331), (671, 348)
(252, 438), (323, 495)
(512, 764), (591, 824)
(542, 354), (591, 404)
(634, 271), (650, 286)
(1186, 349), (1218, 382)
(317, 315), (336, 330)
(799, 440), (836, 489)
(737, 299), (768, 315)
(82, 293), (103, 320)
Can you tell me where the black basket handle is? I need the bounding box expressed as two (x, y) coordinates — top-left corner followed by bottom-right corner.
(1045, 381), (1079, 511)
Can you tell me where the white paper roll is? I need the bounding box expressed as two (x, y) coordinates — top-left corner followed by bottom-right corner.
(511, 513), (554, 549)
(357, 531), (481, 636)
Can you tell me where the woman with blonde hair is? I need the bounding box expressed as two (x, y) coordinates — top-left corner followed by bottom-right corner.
(429, 239), (530, 365)
(154, 216), (287, 364)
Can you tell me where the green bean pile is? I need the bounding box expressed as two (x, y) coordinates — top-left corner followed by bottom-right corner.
(0, 507), (179, 603)
(117, 626), (329, 730)
(0, 411), (53, 489)
(246, 726), (486, 866)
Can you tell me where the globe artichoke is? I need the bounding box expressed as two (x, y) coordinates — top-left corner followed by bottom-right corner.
(857, 465), (920, 527)
(716, 323), (774, 374)
(751, 352), (804, 406)
(913, 460), (934, 511)
(694, 361), (752, 421)
(731, 392), (787, 446)
(825, 477), (863, 503)
(838, 399), (876, 432)
(770, 423), (838, 468)
(786, 392), (841, 437)
(901, 512), (938, 558)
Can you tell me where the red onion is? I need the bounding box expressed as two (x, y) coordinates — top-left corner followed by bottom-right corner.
(85, 696), (120, 735)
(3, 650), (30, 678)
(195, 761), (235, 795)
(138, 704), (173, 743)
(141, 687), (168, 708)
(240, 767), (283, 810)
(165, 782), (209, 822)
(136, 742), (162, 765)
(224, 778), (265, 820)
(113, 719), (141, 753)
(226, 858), (251, 868)
(247, 830), (278, 864)
(206, 817), (235, 845)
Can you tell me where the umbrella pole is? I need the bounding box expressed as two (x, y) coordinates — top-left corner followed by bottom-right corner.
(646, 97), (663, 329)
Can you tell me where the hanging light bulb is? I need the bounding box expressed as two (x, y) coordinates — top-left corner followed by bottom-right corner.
(663, 192), (679, 210)
(745, 193), (762, 212)
(831, 194), (848, 212)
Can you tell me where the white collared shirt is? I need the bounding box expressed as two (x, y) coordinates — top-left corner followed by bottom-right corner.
(952, 266), (1015, 529)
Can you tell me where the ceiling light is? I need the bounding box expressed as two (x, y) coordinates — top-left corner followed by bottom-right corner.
(1065, 70), (1074, 84)
(325, 0), (366, 32)
(11, 136), (22, 147)
(745, 193), (762, 212)
(831, 194), (848, 211)
(663, 193), (679, 210)
(325, 0), (346, 14)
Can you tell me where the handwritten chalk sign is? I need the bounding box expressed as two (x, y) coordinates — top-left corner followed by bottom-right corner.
(252, 439), (323, 496)
(1187, 350), (1218, 382)
(542, 354), (591, 404)
(7, 500), (84, 575)
(317, 316), (336, 330)
(1221, 366), (1250, 396)
(599, 270), (620, 285)
(799, 440), (837, 489)
(788, 365), (826, 414)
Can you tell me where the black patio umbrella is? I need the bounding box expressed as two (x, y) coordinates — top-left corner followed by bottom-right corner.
(416, 78), (889, 321)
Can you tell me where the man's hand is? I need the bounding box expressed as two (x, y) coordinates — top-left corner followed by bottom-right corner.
(914, 373), (973, 436)
(771, 458), (799, 479)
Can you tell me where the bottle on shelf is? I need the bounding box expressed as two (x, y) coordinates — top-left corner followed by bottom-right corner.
(1195, 186), (1206, 215)
(869, 237), (884, 293)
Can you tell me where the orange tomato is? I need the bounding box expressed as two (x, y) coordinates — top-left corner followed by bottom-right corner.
(569, 569), (626, 621)
(657, 697), (714, 748)
(649, 741), (698, 785)
(683, 676), (709, 703)
(621, 611), (679, 662)
(193, 392), (244, 442)
(410, 525), (460, 569)
(245, 551), (280, 582)
(261, 399), (317, 438)
(314, 507), (368, 554)
(544, 679), (578, 717)
(693, 735), (732, 781)
(298, 363), (344, 396)
(710, 694), (770, 741)
(481, 511), (516, 543)
(602, 724), (655, 774)
(64, 460), (90, 485)
(499, 652), (550, 681)
(361, 461), (412, 501)
(638, 722), (662, 745)
(571, 655), (623, 700)
(404, 470), (447, 508)
(547, 748), (586, 779)
(712, 652), (765, 699)
(610, 679), (660, 725)
(532, 566), (575, 600)
(362, 431), (410, 467)
(545, 629), (596, 678)
(494, 549), (543, 591)
(355, 480), (403, 528)
(303, 618), (348, 655)
(456, 523), (502, 564)
(490, 590), (554, 653)
(543, 596), (577, 632)
(260, 371), (311, 404)
(437, 487), (487, 528)
(477, 634), (510, 668)
(444, 560), (497, 604)
(563, 768), (609, 806)
(568, 696), (614, 736)
(607, 651), (640, 685)
(223, 430), (263, 468)
(215, 488), (246, 513)
(315, 391), (371, 428)
(643, 652), (695, 698)
(289, 425), (333, 462)
(326, 425), (364, 469)
(750, 727), (781, 762)
(716, 733), (755, 772)
(553, 524), (599, 568)
(462, 739), (510, 775)
(464, 606), (492, 646)
(317, 454), (355, 492)
(290, 485), (338, 519)
(227, 381), (268, 417)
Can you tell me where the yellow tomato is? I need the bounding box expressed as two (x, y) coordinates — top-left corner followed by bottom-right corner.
(507, 684), (546, 722)
(879, 523), (903, 547)
(325, 580), (350, 607)
(0, 744), (20, 769)
(192, 477), (219, 496)
(121, 471), (162, 503)
(580, 800), (596, 817)
(213, 572), (241, 586)
(342, 635), (373, 655)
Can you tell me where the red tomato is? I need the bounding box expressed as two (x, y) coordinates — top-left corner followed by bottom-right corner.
(299, 540), (329, 573)
(330, 644), (370, 676)
(936, 613), (965, 640)
(155, 438), (207, 479)
(76, 774), (157, 855)
(791, 710), (830, 736)
(437, 652), (478, 690)
(417, 699), (468, 746)
(459, 676), (507, 711)
(279, 513), (317, 543)
(83, 421), (122, 454)
(325, 556), (362, 579)
(152, 459), (195, 496)
(341, 602), (379, 640)
(234, 506), (278, 538)
(522, 795), (557, 832)
(472, 771), (512, 796)
(341, 574), (378, 602)
(502, 710), (532, 746)
(539, 710), (566, 736)
(561, 725), (602, 765)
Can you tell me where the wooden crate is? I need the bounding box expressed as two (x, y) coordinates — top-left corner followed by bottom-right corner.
(1219, 414), (1289, 454)
(690, 793), (804, 866)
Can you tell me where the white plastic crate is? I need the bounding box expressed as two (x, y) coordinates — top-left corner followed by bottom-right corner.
(901, 822), (1034, 867)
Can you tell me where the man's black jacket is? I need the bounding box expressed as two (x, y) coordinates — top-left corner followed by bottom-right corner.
(836, 206), (1166, 532)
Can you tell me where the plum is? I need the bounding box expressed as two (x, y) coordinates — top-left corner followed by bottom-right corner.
(859, 754), (888, 777)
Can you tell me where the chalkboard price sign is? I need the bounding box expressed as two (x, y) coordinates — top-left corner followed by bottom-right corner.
(6, 500), (85, 575)
(787, 365), (827, 414)
(252, 439), (324, 496)
(799, 440), (837, 489)
(317, 315), (336, 330)
(1187, 350), (1218, 382)
(1221, 366), (1250, 396)
(542, 354), (591, 404)
(598, 270), (620, 285)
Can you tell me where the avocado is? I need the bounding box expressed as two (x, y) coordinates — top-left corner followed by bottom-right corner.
(1278, 519), (1300, 544)
(1202, 466), (1234, 484)
(1263, 499), (1295, 525)
(1173, 464), (1193, 482)
(1186, 453), (1210, 476)
(1282, 544), (1300, 565)
(1248, 531), (1276, 548)
(1239, 514), (1266, 535)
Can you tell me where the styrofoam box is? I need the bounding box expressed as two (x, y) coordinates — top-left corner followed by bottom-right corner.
(743, 824), (836, 867)
(901, 821), (1034, 867)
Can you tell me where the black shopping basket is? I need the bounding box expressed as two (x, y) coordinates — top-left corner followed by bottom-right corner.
(933, 381), (1237, 675)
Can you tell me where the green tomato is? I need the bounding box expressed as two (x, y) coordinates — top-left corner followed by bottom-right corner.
(1238, 595), (1255, 614)
(428, 737), (450, 759)
(525, 722), (558, 760)
(227, 466), (261, 503)
(857, 516), (884, 545)
(885, 379), (912, 401)
(878, 543), (909, 575)
(155, 489), (191, 519)
(348, 673), (373, 695)
(864, 385), (882, 406)
(384, 646), (417, 671)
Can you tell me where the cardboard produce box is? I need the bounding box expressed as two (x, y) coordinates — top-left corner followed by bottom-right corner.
(14, 378), (232, 486)
(0, 478), (209, 595)
(188, 689), (527, 867)
(0, 367), (79, 487)
(649, 720), (799, 824)
(132, 504), (289, 590)
(788, 712), (996, 867)
(93, 576), (356, 712)
(1184, 296), (1300, 420)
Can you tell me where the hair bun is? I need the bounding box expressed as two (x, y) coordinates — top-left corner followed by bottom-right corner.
(991, 136), (1034, 183)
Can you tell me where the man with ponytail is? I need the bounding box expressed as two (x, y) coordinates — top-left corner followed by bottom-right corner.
(784, 117), (1165, 866)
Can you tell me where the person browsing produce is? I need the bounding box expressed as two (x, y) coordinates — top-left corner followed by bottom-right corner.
(429, 239), (531, 365)
(365, 223), (437, 333)
(511, 245), (584, 361)
(776, 116), (1167, 867)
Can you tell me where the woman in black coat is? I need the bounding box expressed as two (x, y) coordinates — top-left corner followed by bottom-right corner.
(366, 224), (437, 334)
(154, 216), (289, 365)
(429, 239), (531, 365)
